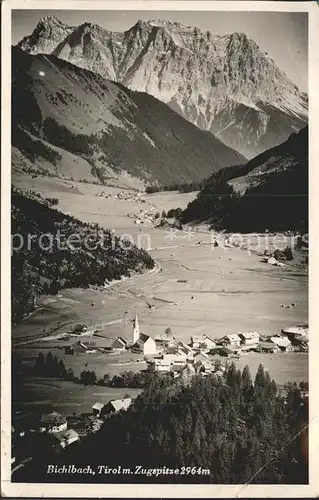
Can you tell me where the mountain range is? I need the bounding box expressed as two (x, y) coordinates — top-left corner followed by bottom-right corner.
(18, 15), (308, 158)
(12, 46), (244, 186)
(182, 126), (308, 233)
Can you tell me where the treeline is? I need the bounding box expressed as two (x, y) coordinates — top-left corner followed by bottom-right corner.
(33, 352), (70, 379)
(19, 363), (308, 484)
(31, 352), (158, 389)
(11, 189), (154, 322)
(145, 180), (205, 194)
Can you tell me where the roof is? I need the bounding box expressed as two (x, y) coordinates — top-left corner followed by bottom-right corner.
(294, 335), (309, 343)
(219, 346), (234, 354)
(92, 402), (105, 411)
(193, 351), (210, 360)
(154, 359), (170, 366)
(177, 341), (193, 352)
(110, 398), (132, 412)
(163, 354), (186, 363)
(270, 336), (292, 348)
(133, 333), (152, 347)
(282, 324), (309, 336)
(54, 429), (79, 443)
(224, 334), (241, 342)
(239, 332), (260, 339)
(112, 337), (127, 346)
(40, 411), (66, 426)
(259, 341), (277, 350)
(155, 333), (172, 341)
(171, 364), (184, 372)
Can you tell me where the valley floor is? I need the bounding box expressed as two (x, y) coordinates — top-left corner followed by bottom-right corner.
(12, 176), (308, 397)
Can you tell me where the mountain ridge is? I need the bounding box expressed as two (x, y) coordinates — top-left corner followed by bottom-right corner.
(18, 15), (308, 158)
(182, 126), (308, 233)
(12, 46), (245, 186)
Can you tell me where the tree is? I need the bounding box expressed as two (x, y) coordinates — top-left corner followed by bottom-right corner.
(80, 370), (97, 386)
(165, 327), (172, 336)
(34, 352), (45, 375)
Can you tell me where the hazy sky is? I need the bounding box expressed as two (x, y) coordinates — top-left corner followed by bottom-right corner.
(12, 10), (308, 92)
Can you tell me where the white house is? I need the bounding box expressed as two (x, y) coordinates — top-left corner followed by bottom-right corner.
(162, 353), (187, 366)
(152, 359), (171, 372)
(92, 402), (105, 418)
(155, 333), (173, 348)
(270, 336), (293, 352)
(221, 334), (241, 348)
(190, 335), (216, 351)
(239, 332), (260, 346)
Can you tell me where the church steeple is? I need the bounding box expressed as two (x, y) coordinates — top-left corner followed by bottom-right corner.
(132, 313), (140, 344)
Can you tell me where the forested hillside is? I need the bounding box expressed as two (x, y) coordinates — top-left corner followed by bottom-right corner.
(13, 363), (308, 484)
(11, 189), (154, 323)
(182, 127), (308, 233)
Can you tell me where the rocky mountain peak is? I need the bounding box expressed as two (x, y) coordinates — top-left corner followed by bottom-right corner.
(17, 16), (308, 157)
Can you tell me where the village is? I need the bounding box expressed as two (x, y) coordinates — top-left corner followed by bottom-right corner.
(12, 311), (308, 474)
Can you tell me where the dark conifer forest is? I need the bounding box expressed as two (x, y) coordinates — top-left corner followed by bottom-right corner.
(11, 189), (154, 323)
(13, 363), (308, 484)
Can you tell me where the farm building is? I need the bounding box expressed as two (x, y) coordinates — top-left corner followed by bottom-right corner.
(162, 353), (187, 366)
(190, 335), (216, 351)
(132, 333), (157, 355)
(239, 332), (260, 346)
(92, 402), (106, 418)
(281, 323), (309, 340)
(39, 412), (67, 434)
(112, 337), (127, 351)
(218, 346), (235, 357)
(152, 359), (171, 372)
(155, 333), (174, 348)
(257, 342), (280, 354)
(104, 398), (132, 415)
(54, 429), (79, 448)
(270, 336), (293, 352)
(221, 334), (241, 347)
(176, 341), (193, 355)
(193, 351), (211, 365)
(72, 341), (97, 354)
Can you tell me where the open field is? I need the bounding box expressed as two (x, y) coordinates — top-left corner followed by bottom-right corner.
(12, 177), (308, 387)
(13, 378), (142, 416)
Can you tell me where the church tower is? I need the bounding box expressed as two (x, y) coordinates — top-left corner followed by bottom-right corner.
(132, 313), (140, 344)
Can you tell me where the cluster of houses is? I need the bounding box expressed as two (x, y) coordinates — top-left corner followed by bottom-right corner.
(13, 411), (80, 451)
(140, 322), (309, 380)
(12, 396), (135, 470)
(64, 315), (308, 362)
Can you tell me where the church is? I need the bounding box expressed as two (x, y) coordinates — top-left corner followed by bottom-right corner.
(131, 314), (157, 356)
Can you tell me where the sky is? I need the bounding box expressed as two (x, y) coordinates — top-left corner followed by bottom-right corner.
(12, 10), (308, 92)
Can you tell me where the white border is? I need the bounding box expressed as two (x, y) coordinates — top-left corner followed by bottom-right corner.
(2, 1), (319, 497)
